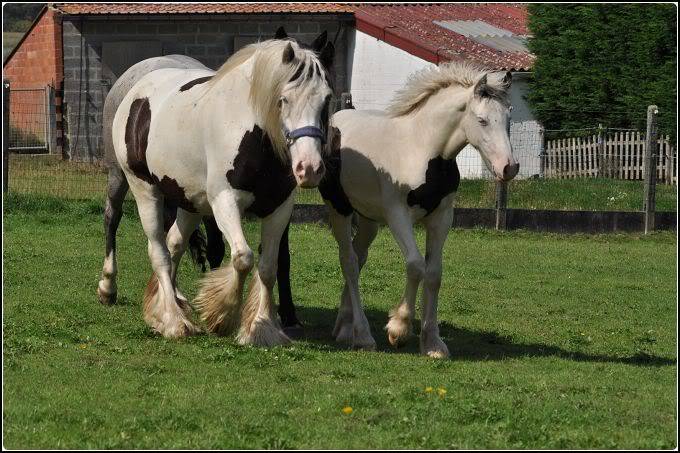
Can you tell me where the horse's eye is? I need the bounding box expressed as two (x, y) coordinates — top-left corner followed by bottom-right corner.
(478, 118), (488, 126)
(278, 97), (288, 108)
(509, 106), (514, 112)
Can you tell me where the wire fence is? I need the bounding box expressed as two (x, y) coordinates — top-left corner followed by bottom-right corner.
(3, 84), (677, 213)
(8, 87), (49, 152)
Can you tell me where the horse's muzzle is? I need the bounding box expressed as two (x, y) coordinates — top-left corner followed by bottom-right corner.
(295, 160), (325, 188)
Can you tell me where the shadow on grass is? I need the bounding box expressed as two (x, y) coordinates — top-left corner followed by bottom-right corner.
(294, 306), (676, 368)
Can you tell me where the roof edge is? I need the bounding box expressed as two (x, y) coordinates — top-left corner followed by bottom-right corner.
(3, 5), (49, 67)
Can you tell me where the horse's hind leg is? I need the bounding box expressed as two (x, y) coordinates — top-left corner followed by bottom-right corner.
(203, 215), (225, 269)
(276, 223), (303, 337)
(237, 197), (294, 347)
(97, 166), (129, 305)
(166, 208), (203, 315)
(134, 188), (201, 338)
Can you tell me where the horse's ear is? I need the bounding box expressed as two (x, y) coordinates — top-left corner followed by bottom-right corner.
(310, 30), (328, 52)
(474, 74), (489, 98)
(274, 26), (288, 40)
(500, 71), (512, 90)
(319, 41), (335, 69)
(282, 42), (295, 64)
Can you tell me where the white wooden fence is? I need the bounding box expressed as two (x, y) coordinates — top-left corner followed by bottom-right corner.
(544, 131), (677, 184)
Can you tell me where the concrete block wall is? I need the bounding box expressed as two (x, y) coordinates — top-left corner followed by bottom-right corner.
(61, 14), (353, 161)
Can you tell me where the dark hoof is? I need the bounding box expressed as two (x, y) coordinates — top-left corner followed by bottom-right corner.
(97, 286), (117, 305)
(282, 323), (304, 339)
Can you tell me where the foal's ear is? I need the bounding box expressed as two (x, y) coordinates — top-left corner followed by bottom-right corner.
(319, 41), (335, 69)
(274, 26), (288, 40)
(282, 42), (295, 64)
(310, 30), (328, 52)
(473, 74), (489, 98)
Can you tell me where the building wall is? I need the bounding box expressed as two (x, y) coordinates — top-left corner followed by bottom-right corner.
(347, 30), (542, 178)
(3, 7), (63, 89)
(61, 14), (353, 161)
(4, 7), (63, 148)
(347, 30), (434, 111)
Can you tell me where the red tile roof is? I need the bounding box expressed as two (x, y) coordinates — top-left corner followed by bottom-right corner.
(55, 3), (354, 15)
(355, 3), (534, 71)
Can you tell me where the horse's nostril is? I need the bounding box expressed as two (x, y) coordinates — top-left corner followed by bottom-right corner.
(295, 161), (305, 175)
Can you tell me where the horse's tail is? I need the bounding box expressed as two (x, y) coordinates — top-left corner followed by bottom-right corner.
(188, 227), (209, 273)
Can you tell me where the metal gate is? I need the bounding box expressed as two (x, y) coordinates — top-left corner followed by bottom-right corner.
(7, 86), (55, 152)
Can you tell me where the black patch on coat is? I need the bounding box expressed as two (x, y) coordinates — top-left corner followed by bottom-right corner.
(178, 76), (212, 92)
(318, 127), (353, 216)
(156, 175), (197, 213)
(226, 125), (296, 218)
(125, 98), (154, 184)
(406, 157), (460, 215)
(124, 97), (197, 212)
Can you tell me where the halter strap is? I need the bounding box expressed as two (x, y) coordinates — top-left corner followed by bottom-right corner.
(285, 126), (326, 146)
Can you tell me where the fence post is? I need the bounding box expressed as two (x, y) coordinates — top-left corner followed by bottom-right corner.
(596, 123), (605, 177)
(47, 85), (57, 154)
(495, 181), (508, 230)
(3, 80), (9, 193)
(643, 105), (659, 234)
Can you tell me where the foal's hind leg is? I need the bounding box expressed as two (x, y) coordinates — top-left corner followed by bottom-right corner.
(329, 209), (376, 350)
(97, 166), (129, 305)
(333, 215), (378, 343)
(133, 187), (201, 338)
(237, 197), (294, 347)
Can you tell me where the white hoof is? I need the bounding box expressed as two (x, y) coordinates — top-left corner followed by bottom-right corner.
(421, 334), (449, 359)
(385, 315), (412, 347)
(237, 316), (291, 347)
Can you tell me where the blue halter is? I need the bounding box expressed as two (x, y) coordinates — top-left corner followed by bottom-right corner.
(285, 126), (326, 146)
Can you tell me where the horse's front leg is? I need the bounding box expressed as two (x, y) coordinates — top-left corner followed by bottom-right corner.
(194, 192), (254, 336)
(420, 201), (454, 358)
(384, 204), (424, 348)
(275, 223), (304, 338)
(237, 196), (295, 347)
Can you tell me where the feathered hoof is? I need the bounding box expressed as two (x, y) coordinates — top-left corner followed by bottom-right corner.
(155, 317), (202, 339)
(385, 316), (412, 348)
(237, 316), (291, 347)
(193, 265), (243, 336)
(352, 331), (377, 351)
(97, 283), (116, 305)
(421, 335), (450, 359)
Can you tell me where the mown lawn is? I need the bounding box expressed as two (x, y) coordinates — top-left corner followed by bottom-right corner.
(3, 194), (677, 449)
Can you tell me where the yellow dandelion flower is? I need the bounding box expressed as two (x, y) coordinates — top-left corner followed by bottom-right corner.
(437, 387), (447, 397)
(342, 406), (353, 415)
(79, 344), (87, 349)
(424, 386), (434, 393)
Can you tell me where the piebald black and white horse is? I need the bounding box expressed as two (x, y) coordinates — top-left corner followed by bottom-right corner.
(97, 36), (335, 346)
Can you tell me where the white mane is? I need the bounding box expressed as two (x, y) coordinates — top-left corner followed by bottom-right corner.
(209, 39), (326, 160)
(386, 61), (490, 118)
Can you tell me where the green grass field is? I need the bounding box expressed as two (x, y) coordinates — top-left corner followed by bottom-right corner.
(7, 154), (678, 211)
(3, 194), (677, 449)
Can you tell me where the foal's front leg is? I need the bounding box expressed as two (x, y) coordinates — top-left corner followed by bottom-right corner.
(384, 205), (425, 347)
(420, 203), (454, 358)
(237, 196), (295, 347)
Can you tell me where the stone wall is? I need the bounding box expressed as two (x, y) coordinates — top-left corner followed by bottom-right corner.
(61, 13), (354, 161)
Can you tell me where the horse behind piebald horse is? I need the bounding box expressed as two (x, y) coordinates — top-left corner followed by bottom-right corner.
(97, 38), (335, 345)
